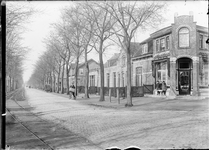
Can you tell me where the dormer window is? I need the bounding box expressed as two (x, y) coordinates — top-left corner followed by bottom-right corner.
(179, 27), (189, 48)
(142, 44), (148, 54)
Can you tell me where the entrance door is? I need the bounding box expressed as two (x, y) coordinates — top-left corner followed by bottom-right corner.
(178, 70), (191, 95)
(177, 57), (192, 95)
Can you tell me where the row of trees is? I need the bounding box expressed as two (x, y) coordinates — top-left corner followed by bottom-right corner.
(6, 4), (34, 91)
(28, 1), (165, 106)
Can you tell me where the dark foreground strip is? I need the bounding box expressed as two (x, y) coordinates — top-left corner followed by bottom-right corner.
(7, 109), (54, 150)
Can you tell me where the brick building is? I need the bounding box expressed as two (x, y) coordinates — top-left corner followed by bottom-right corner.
(151, 13), (208, 96)
(104, 13), (208, 97)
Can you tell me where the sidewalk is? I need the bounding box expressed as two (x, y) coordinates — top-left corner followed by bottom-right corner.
(48, 91), (209, 112)
(50, 92), (171, 109)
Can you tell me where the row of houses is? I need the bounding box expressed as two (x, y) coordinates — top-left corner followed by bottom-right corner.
(46, 13), (208, 97)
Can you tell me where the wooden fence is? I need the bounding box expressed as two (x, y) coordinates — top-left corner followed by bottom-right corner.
(77, 85), (154, 97)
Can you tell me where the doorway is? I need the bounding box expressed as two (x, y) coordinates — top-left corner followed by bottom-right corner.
(177, 58), (192, 95)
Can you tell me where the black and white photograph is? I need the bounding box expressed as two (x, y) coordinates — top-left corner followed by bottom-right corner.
(1, 0), (209, 149)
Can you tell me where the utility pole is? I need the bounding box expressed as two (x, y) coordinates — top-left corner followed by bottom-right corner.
(1, 1), (6, 149)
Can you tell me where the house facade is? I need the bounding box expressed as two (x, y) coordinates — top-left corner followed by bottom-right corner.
(151, 13), (208, 96)
(103, 13), (208, 97)
(68, 59), (100, 87)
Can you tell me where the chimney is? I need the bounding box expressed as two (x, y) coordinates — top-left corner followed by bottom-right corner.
(174, 12), (178, 22)
(189, 11), (194, 22)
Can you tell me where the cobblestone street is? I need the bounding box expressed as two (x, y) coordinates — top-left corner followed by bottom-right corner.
(17, 88), (208, 149)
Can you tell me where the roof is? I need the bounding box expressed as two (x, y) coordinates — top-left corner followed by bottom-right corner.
(150, 26), (172, 39)
(197, 25), (208, 33)
(109, 53), (120, 60)
(133, 37), (153, 58)
(104, 53), (120, 68)
(78, 59), (99, 68)
(130, 42), (140, 57)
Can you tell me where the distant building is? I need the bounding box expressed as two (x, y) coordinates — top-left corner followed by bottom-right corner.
(68, 59), (100, 87)
(104, 43), (139, 88)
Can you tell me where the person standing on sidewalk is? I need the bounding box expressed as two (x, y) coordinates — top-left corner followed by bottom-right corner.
(156, 81), (160, 95)
(69, 82), (76, 100)
(162, 81), (167, 96)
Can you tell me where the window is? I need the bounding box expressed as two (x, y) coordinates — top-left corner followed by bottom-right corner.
(156, 40), (159, 52)
(203, 36), (207, 49)
(113, 72), (116, 87)
(90, 75), (95, 86)
(121, 72), (124, 87)
(107, 73), (110, 87)
(136, 67), (142, 86)
(160, 38), (165, 51)
(80, 68), (84, 75)
(142, 44), (148, 54)
(156, 62), (168, 84)
(179, 27), (189, 48)
(118, 73), (120, 87)
(166, 36), (170, 50)
(199, 34), (203, 49)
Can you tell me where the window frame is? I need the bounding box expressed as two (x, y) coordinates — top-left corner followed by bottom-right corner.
(178, 27), (190, 48)
(156, 39), (159, 52)
(160, 38), (165, 51)
(166, 36), (170, 50)
(136, 67), (142, 86)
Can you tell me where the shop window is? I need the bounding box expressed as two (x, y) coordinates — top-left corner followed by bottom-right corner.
(156, 62), (168, 84)
(136, 67), (142, 86)
(179, 27), (189, 48)
(160, 38), (165, 51)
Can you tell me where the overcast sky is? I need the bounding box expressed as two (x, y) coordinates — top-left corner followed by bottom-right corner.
(6, 1), (208, 83)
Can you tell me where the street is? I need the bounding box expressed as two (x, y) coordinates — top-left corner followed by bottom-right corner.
(6, 88), (209, 149)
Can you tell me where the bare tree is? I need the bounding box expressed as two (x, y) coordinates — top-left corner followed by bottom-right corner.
(60, 6), (90, 96)
(6, 4), (35, 91)
(44, 33), (67, 93)
(72, 4), (97, 98)
(105, 1), (165, 106)
(82, 2), (117, 101)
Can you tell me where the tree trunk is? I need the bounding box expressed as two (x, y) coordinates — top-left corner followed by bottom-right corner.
(50, 72), (52, 92)
(53, 72), (56, 92)
(61, 62), (65, 94)
(57, 66), (61, 93)
(125, 47), (133, 107)
(99, 40), (105, 101)
(66, 61), (70, 95)
(75, 56), (79, 96)
(84, 49), (89, 98)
